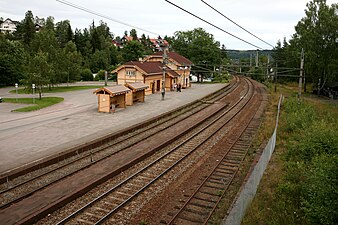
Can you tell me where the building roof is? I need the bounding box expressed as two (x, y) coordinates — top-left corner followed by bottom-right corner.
(112, 61), (180, 78)
(125, 82), (149, 91)
(148, 51), (193, 66)
(124, 61), (163, 74)
(93, 86), (130, 96)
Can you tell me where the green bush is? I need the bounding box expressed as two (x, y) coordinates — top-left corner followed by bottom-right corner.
(302, 154), (338, 225)
(81, 68), (93, 81)
(94, 69), (105, 81)
(283, 98), (317, 132)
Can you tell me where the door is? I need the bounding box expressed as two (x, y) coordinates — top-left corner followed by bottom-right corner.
(156, 80), (161, 92)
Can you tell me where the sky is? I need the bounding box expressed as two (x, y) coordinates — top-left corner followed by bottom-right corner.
(0, 0), (336, 50)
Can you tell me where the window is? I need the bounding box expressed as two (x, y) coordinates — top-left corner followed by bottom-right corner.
(126, 70), (135, 76)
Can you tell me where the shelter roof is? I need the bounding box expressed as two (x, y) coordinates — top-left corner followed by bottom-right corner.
(93, 86), (130, 96)
(125, 82), (149, 91)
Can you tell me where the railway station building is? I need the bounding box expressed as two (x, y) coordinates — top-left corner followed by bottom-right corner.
(113, 61), (180, 95)
(112, 51), (193, 95)
(143, 51), (193, 89)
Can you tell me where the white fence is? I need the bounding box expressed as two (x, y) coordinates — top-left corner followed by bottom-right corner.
(222, 94), (283, 225)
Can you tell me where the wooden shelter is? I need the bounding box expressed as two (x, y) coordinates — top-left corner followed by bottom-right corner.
(124, 82), (149, 106)
(93, 86), (130, 113)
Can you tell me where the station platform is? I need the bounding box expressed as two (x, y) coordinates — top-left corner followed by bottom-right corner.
(0, 83), (227, 174)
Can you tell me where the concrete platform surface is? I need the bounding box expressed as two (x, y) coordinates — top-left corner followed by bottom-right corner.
(0, 83), (227, 174)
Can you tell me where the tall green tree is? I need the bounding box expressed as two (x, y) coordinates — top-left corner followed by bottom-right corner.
(22, 10), (35, 46)
(0, 35), (26, 86)
(130, 28), (138, 40)
(23, 51), (52, 99)
(62, 41), (82, 84)
(169, 28), (224, 80)
(283, 0), (338, 87)
(121, 40), (145, 62)
(55, 20), (73, 48)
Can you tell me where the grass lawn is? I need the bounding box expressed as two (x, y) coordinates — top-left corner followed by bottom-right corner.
(3, 97), (64, 112)
(10, 85), (102, 94)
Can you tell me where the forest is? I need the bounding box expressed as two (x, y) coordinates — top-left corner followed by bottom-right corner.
(0, 11), (228, 91)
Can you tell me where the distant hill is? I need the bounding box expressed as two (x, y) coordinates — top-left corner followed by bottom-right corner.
(226, 50), (273, 59)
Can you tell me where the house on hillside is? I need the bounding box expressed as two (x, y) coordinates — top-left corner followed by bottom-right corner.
(112, 61), (180, 95)
(0, 18), (18, 33)
(143, 51), (193, 89)
(116, 35), (169, 52)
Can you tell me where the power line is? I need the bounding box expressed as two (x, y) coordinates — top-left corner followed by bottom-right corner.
(201, 0), (275, 48)
(165, 0), (263, 50)
(56, 0), (161, 37)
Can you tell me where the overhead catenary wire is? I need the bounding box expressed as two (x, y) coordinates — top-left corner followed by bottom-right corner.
(165, 0), (264, 50)
(201, 0), (275, 48)
(56, 0), (161, 37)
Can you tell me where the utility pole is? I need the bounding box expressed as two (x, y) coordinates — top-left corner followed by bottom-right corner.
(104, 70), (108, 86)
(250, 53), (252, 68)
(162, 46), (167, 100)
(274, 62), (277, 92)
(266, 55), (270, 81)
(255, 50), (259, 67)
(298, 48), (304, 99)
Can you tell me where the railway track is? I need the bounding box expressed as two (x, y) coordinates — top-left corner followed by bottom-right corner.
(0, 78), (240, 210)
(50, 76), (257, 225)
(165, 80), (263, 225)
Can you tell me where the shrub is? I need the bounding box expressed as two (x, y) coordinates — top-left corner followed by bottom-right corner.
(81, 68), (93, 81)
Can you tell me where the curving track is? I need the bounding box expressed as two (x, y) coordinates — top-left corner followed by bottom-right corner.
(0, 78), (239, 209)
(49, 76), (260, 225)
(0, 76), (266, 225)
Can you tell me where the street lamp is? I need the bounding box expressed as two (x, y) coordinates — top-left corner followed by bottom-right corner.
(32, 83), (36, 104)
(15, 83), (18, 102)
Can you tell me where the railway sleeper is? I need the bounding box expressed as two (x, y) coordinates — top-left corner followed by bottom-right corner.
(79, 214), (97, 223)
(207, 178), (227, 186)
(181, 207), (208, 219)
(223, 158), (241, 165)
(84, 211), (102, 219)
(107, 195), (127, 203)
(75, 218), (95, 224)
(175, 214), (203, 224)
(227, 152), (245, 158)
(186, 203), (211, 213)
(190, 198), (213, 209)
(200, 186), (220, 196)
(93, 206), (110, 213)
(213, 170), (232, 177)
(194, 193), (217, 203)
(210, 173), (229, 181)
(222, 155), (242, 161)
(218, 165), (237, 172)
(129, 180), (146, 188)
(217, 166), (236, 174)
(204, 182), (223, 190)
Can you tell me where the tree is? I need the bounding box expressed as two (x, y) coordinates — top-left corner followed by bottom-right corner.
(121, 40), (145, 62)
(0, 35), (26, 86)
(22, 10), (35, 46)
(140, 34), (153, 55)
(62, 41), (82, 84)
(169, 28), (223, 81)
(285, 0), (338, 88)
(130, 28), (138, 40)
(55, 20), (73, 48)
(23, 52), (52, 99)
